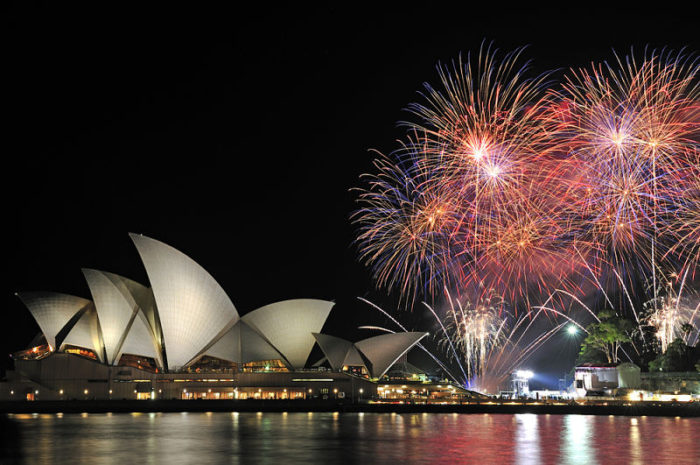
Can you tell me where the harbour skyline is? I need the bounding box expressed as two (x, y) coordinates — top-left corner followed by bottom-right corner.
(5, 4), (699, 388)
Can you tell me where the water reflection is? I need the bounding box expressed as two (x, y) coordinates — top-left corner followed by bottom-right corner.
(562, 414), (595, 465)
(2, 412), (698, 464)
(515, 414), (540, 465)
(629, 417), (642, 465)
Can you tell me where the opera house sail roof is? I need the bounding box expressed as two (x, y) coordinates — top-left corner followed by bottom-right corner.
(129, 233), (241, 370)
(59, 304), (105, 362)
(82, 269), (161, 367)
(354, 332), (427, 378)
(14, 233), (425, 380)
(312, 331), (428, 379)
(312, 333), (356, 371)
(241, 299), (334, 369)
(15, 292), (95, 355)
(202, 319), (286, 365)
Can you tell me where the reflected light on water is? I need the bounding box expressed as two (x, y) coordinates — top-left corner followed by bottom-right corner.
(515, 414), (540, 465)
(629, 417), (641, 465)
(3, 412), (699, 465)
(562, 415), (595, 465)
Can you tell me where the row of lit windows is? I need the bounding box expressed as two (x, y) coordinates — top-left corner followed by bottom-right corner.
(112, 378), (236, 383)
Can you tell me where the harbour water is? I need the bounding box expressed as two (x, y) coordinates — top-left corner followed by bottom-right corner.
(2, 412), (699, 464)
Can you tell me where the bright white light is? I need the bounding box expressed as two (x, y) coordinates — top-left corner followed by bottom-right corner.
(611, 131), (627, 147)
(567, 325), (578, 335)
(516, 370), (534, 379)
(485, 164), (501, 178)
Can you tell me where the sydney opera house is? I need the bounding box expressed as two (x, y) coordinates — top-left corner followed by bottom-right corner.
(1, 234), (450, 402)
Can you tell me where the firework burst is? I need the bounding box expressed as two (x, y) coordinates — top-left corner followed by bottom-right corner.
(354, 44), (700, 317)
(554, 48), (700, 284)
(354, 42), (576, 307)
(353, 142), (458, 303)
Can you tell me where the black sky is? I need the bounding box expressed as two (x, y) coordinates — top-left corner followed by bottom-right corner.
(4, 4), (697, 383)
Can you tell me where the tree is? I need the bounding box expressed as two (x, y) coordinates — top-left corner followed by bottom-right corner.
(649, 338), (698, 372)
(680, 323), (695, 339)
(577, 312), (633, 364)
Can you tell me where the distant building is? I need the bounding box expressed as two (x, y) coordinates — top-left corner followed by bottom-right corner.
(511, 370), (533, 397)
(574, 362), (700, 399)
(574, 363), (621, 397)
(617, 362), (642, 388)
(528, 389), (571, 400)
(640, 371), (700, 395)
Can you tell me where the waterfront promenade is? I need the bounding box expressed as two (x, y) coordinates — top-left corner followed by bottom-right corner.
(2, 399), (698, 417)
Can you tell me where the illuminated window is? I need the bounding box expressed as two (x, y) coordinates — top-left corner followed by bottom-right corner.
(241, 359), (288, 373)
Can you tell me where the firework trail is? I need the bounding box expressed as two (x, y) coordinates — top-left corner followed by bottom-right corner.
(666, 165), (700, 276)
(643, 268), (700, 352)
(440, 290), (589, 392)
(359, 291), (587, 393)
(439, 289), (506, 385)
(546, 265), (700, 357)
(357, 297), (467, 384)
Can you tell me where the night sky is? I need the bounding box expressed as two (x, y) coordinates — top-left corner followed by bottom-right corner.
(4, 4), (697, 385)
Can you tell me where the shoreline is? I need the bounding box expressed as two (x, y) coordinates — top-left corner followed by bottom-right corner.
(2, 399), (698, 417)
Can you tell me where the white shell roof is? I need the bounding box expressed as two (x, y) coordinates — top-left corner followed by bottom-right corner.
(354, 332), (428, 378)
(204, 320), (285, 364)
(129, 283), (163, 350)
(202, 321), (240, 362)
(311, 333), (354, 371)
(129, 233), (240, 370)
(242, 299), (334, 369)
(117, 309), (163, 367)
(60, 307), (105, 362)
(82, 269), (152, 364)
(16, 292), (93, 350)
(343, 345), (366, 367)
